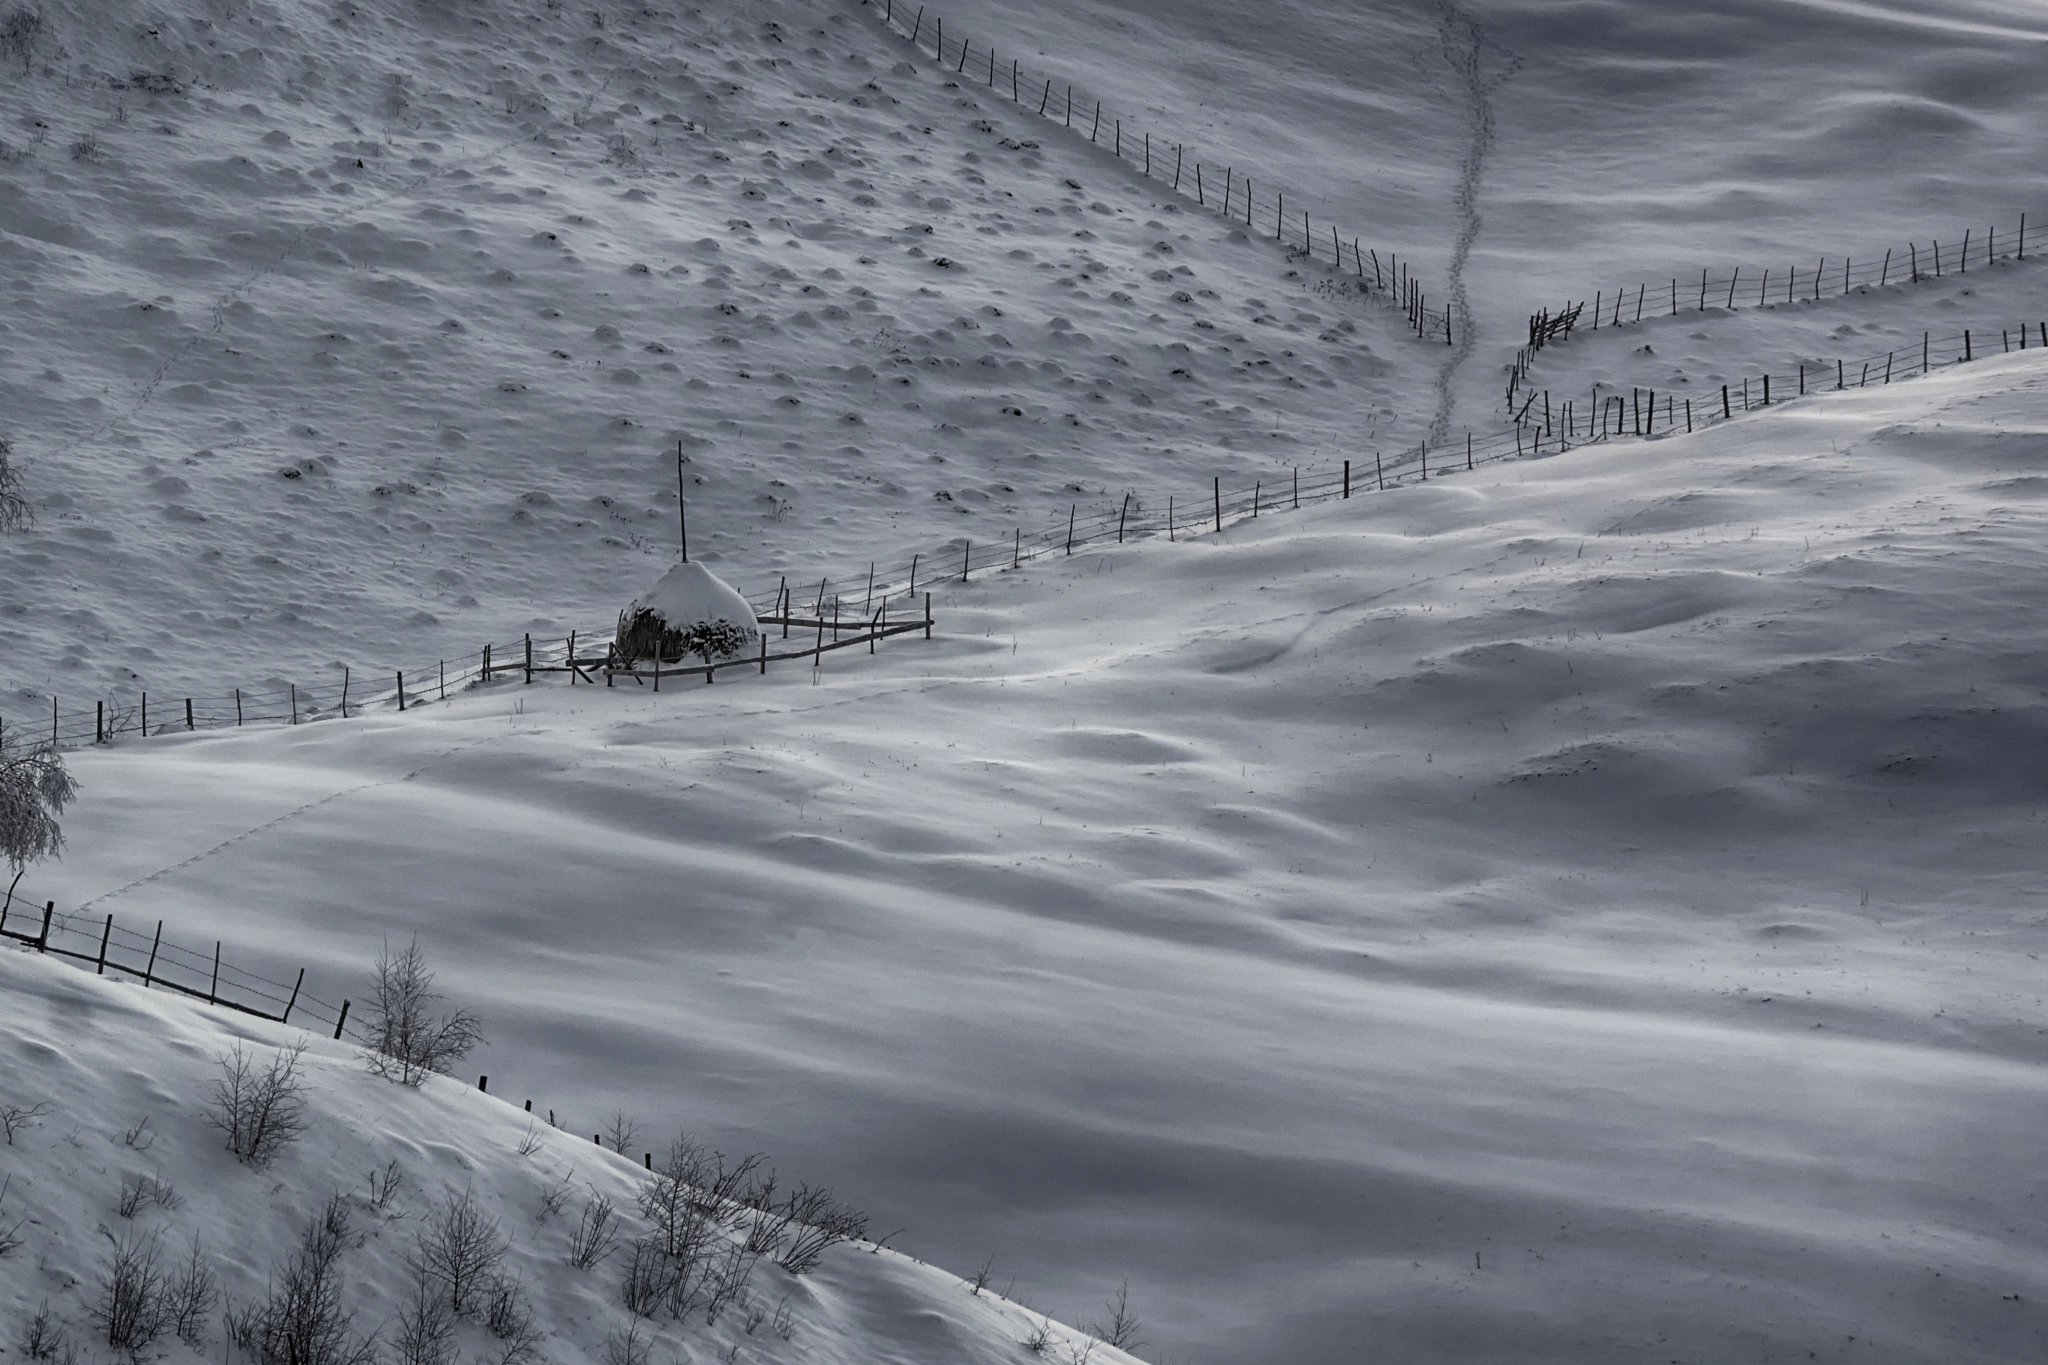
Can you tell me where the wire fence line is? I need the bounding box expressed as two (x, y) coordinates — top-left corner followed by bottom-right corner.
(1509, 320), (2041, 450)
(0, 883), (365, 1044)
(857, 0), (1455, 347)
(1510, 213), (2044, 399)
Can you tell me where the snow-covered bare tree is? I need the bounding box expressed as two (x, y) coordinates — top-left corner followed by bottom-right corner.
(1, 739), (77, 907)
(362, 936), (484, 1086)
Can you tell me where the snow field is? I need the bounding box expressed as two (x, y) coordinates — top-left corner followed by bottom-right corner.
(0, 943), (1135, 1364)
(0, 0), (1439, 706)
(29, 353), (2048, 1363)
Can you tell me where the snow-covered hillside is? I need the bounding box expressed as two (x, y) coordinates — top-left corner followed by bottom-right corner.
(0, 944), (1138, 1364)
(0, 0), (1438, 705)
(25, 353), (2048, 1363)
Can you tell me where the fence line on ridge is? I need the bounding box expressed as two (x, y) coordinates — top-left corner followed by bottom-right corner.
(1510, 213), (2043, 398)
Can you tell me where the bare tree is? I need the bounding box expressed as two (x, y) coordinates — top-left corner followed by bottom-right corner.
(362, 937), (484, 1086)
(1, 742), (78, 882)
(227, 1195), (378, 1365)
(0, 436), (31, 530)
(412, 1188), (507, 1314)
(206, 1040), (308, 1167)
(1088, 1281), (1144, 1354)
(604, 1109), (639, 1156)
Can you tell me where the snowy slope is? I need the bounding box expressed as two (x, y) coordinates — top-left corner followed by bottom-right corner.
(25, 353), (2048, 1363)
(0, 0), (1437, 706)
(0, 944), (1138, 1365)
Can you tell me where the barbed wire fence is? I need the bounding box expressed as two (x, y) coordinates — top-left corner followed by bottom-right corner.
(858, 0), (1455, 348)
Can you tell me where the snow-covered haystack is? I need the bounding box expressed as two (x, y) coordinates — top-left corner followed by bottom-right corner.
(614, 562), (760, 667)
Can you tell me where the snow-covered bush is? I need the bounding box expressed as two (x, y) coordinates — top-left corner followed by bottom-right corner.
(362, 937), (484, 1087)
(1, 741), (77, 893)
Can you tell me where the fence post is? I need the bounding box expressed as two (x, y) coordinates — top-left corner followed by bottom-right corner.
(759, 630), (768, 675)
(96, 913), (112, 975)
(524, 635), (533, 684)
(333, 999), (351, 1041)
(141, 693), (147, 737)
(1343, 460), (1350, 499)
(96, 699), (103, 743)
(962, 540), (971, 582)
(925, 593), (932, 640)
(143, 920), (161, 986)
(1964, 329), (1972, 362)
(1118, 493), (1130, 542)
(290, 683), (298, 725)
(1067, 505), (1076, 554)
(283, 968), (304, 1023)
(341, 669), (350, 718)
(38, 902), (52, 952)
(208, 941), (221, 1004)
(1923, 332), (1929, 373)
(1375, 452), (1384, 490)
(397, 672), (406, 712)
(1213, 477), (1221, 532)
(185, 698), (194, 731)
(235, 689), (242, 726)
(1722, 385), (1731, 419)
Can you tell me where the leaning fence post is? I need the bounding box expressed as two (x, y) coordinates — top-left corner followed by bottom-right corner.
(340, 669), (350, 718)
(962, 540), (970, 582)
(143, 920), (161, 987)
(1722, 385), (1731, 419)
(1066, 505), (1076, 554)
(1117, 493), (1129, 543)
(38, 902), (53, 952)
(96, 913), (112, 975)
(333, 998), (351, 1041)
(282, 968), (304, 1023)
(208, 941), (221, 1004)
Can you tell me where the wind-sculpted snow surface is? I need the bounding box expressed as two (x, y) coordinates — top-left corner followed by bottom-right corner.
(0, 947), (1136, 1365)
(0, 0), (1435, 702)
(35, 354), (2048, 1364)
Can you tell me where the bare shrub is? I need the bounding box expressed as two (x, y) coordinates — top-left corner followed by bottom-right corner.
(67, 132), (101, 163)
(362, 937), (484, 1086)
(166, 1234), (219, 1347)
(774, 1183), (867, 1274)
(0, 7), (41, 77)
(515, 1122), (543, 1156)
(1088, 1281), (1143, 1354)
(536, 1172), (574, 1225)
(392, 1266), (456, 1365)
(602, 1321), (651, 1365)
(367, 1159), (406, 1212)
(481, 1272), (541, 1363)
(0, 436), (32, 531)
(412, 1188), (506, 1315)
(120, 1115), (153, 1149)
(772, 1294), (795, 1341)
(227, 1194), (377, 1365)
(116, 1169), (180, 1217)
(21, 1299), (65, 1360)
(618, 1238), (673, 1319)
(1023, 1316), (1055, 1355)
(207, 1040), (308, 1167)
(91, 1227), (169, 1352)
(0, 1172), (26, 1255)
(567, 1188), (618, 1268)
(2, 743), (76, 873)
(0, 1100), (51, 1144)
